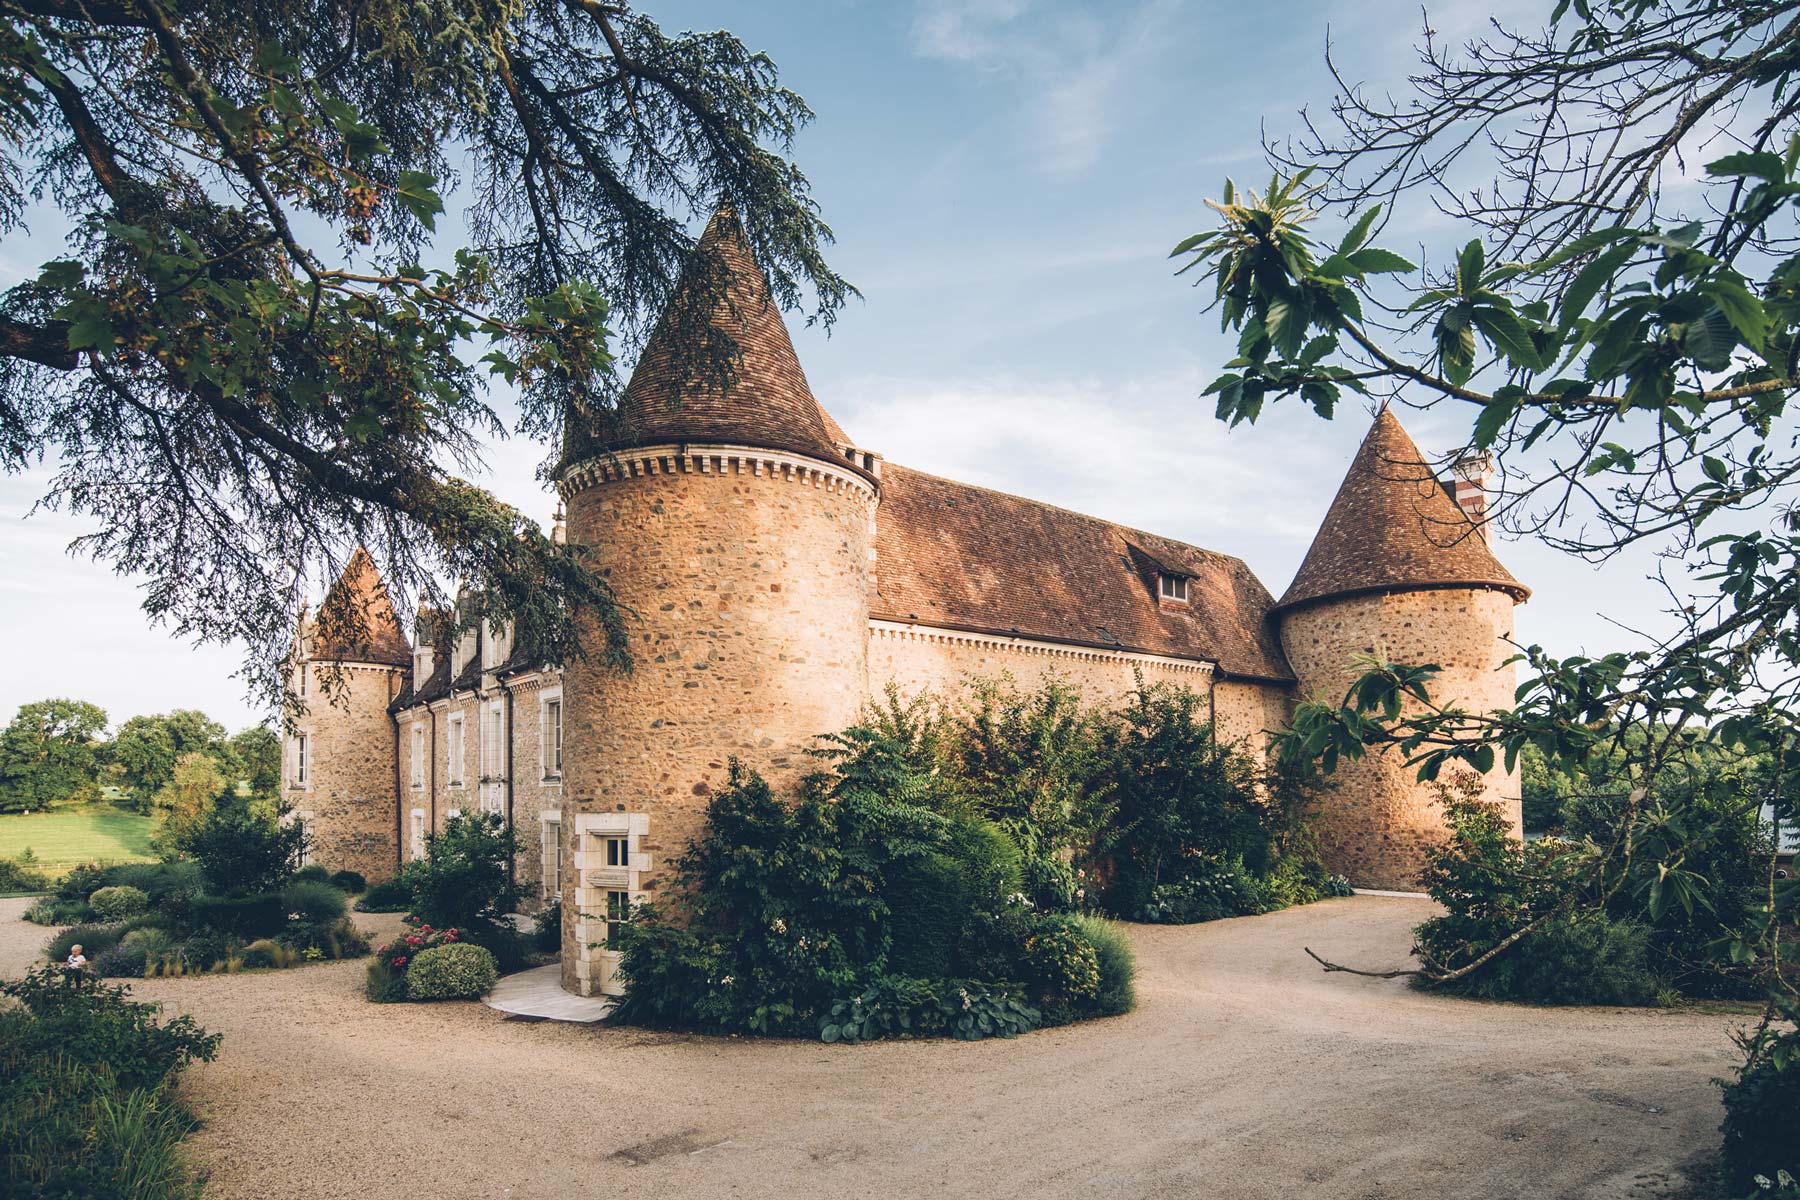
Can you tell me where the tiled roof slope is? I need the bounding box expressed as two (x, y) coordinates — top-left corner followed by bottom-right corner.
(873, 464), (1293, 682)
(309, 547), (412, 667)
(573, 203), (865, 477)
(1275, 409), (1530, 613)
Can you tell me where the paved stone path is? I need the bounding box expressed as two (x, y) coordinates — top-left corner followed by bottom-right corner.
(483, 962), (613, 1022)
(0, 895), (1750, 1200)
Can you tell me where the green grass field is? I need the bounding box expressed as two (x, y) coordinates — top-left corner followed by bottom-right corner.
(0, 807), (160, 876)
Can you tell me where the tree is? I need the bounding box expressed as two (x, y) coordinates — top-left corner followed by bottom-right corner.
(0, 697), (107, 812)
(226, 725), (281, 799)
(176, 789), (305, 895)
(105, 708), (227, 810)
(0, 1), (850, 703)
(148, 748), (230, 854)
(1174, 0), (1798, 998)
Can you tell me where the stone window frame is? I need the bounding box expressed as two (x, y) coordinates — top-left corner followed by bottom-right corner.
(539, 812), (562, 900)
(539, 688), (564, 783)
(446, 712), (465, 788)
(571, 812), (650, 997)
(289, 729), (313, 791)
(479, 700), (505, 814)
(409, 722), (425, 790)
(409, 808), (426, 860)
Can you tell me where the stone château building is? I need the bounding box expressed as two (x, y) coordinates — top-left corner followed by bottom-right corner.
(285, 205), (1529, 998)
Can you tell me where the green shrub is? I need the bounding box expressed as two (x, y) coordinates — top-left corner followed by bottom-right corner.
(954, 904), (1037, 984)
(1720, 999), (1800, 1195)
(1021, 917), (1100, 1014)
(280, 878), (348, 925)
(190, 892), (285, 939)
(0, 967), (218, 1199)
(884, 853), (969, 978)
(177, 792), (305, 894)
(534, 901), (562, 954)
(819, 976), (1039, 1043)
(405, 942), (498, 1000)
(293, 864), (331, 883)
(89, 884), (150, 920)
(364, 958), (410, 1003)
(944, 817), (1024, 903)
(0, 853), (51, 894)
(1070, 915), (1136, 1017)
(287, 915), (369, 961)
(328, 869), (366, 893)
(46, 922), (122, 964)
(1137, 855), (1265, 923)
(94, 941), (149, 978)
(355, 874), (413, 912)
(1426, 911), (1663, 1006)
(407, 812), (524, 944)
(24, 896), (87, 925)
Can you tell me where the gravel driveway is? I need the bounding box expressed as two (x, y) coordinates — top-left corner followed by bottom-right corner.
(0, 895), (1749, 1200)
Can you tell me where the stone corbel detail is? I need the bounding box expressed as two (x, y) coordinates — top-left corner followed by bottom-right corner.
(869, 619), (1215, 676)
(558, 444), (878, 502)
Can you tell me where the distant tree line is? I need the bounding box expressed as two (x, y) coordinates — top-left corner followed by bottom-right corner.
(0, 699), (279, 822)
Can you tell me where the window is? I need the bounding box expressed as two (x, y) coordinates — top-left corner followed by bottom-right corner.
(298, 663), (307, 697)
(410, 725), (424, 789)
(293, 733), (310, 787)
(293, 815), (311, 866)
(447, 715), (464, 786)
(487, 707), (503, 778)
(542, 820), (562, 898)
(604, 889), (631, 949)
(410, 809), (426, 860)
(605, 836), (629, 868)
(1158, 574), (1190, 604)
(542, 697), (563, 780)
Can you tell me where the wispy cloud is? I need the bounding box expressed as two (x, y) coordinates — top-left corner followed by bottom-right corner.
(910, 0), (1183, 174)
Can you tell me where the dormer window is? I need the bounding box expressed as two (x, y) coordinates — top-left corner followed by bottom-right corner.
(1158, 574), (1190, 604)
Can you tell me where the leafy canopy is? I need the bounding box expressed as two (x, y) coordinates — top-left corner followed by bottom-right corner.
(0, 1), (850, 704)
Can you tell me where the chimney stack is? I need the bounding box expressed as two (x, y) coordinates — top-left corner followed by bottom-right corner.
(1450, 452), (1493, 539)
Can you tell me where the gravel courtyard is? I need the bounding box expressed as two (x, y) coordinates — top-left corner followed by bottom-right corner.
(0, 895), (1750, 1200)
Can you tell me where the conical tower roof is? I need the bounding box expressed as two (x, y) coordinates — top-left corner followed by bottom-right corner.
(1274, 410), (1529, 613)
(308, 546), (412, 666)
(576, 202), (860, 473)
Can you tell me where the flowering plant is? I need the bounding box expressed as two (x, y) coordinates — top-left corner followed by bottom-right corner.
(377, 916), (462, 975)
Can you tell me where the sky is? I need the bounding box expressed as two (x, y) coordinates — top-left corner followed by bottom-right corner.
(0, 0), (1693, 732)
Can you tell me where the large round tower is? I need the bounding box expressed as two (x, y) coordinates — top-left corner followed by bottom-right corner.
(284, 546), (410, 883)
(555, 205), (877, 995)
(1274, 411), (1529, 891)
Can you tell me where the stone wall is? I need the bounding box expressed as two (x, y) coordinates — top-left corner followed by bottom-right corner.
(558, 445), (877, 994)
(286, 660), (403, 883)
(866, 622), (1215, 707)
(1211, 678), (1293, 758)
(1278, 587), (1521, 890)
(503, 670), (564, 905)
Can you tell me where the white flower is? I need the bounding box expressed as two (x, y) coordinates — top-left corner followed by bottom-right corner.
(720, 975), (734, 986)
(771, 917), (787, 934)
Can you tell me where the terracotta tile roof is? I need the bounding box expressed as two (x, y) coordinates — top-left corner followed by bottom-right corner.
(1275, 409), (1530, 613)
(572, 203), (869, 479)
(872, 464), (1293, 682)
(309, 546), (412, 667)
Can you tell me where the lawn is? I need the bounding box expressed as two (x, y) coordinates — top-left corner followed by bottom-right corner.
(0, 806), (159, 877)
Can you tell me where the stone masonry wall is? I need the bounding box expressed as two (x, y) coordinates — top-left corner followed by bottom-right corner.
(504, 671), (564, 905)
(1278, 588), (1521, 890)
(1211, 678), (1294, 758)
(559, 448), (876, 992)
(867, 624), (1214, 707)
(288, 661), (403, 883)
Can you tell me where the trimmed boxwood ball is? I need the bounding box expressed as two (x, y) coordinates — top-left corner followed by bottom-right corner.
(293, 865), (331, 884)
(87, 885), (149, 921)
(405, 942), (498, 1000)
(328, 869), (366, 894)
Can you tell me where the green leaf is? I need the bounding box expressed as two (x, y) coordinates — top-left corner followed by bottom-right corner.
(65, 311), (114, 354)
(1558, 241), (1638, 331)
(1705, 150), (1785, 183)
(1338, 206), (1381, 256)
(1698, 280), (1768, 350)
(395, 171), (444, 231)
(1472, 396), (1517, 449)
(1471, 305), (1541, 369)
(1456, 239), (1485, 296)
(1344, 247), (1415, 275)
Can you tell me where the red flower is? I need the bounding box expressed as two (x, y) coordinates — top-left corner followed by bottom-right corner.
(392, 956), (407, 967)
(406, 936), (422, 947)
(441, 931), (457, 942)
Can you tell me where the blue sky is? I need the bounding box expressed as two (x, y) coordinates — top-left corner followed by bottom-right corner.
(0, 0), (1670, 732)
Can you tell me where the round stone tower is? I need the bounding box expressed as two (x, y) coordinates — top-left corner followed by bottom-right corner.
(285, 546), (411, 883)
(555, 204), (877, 995)
(1273, 410), (1530, 891)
